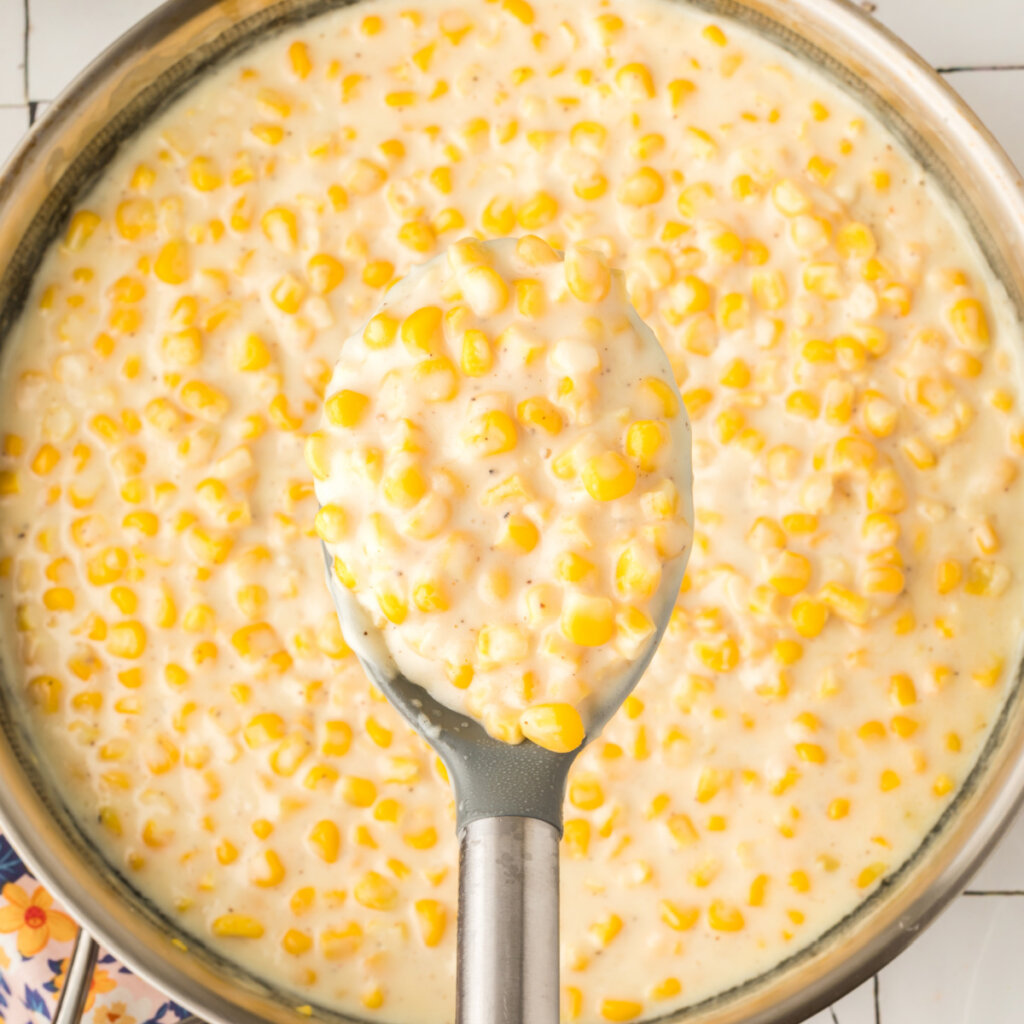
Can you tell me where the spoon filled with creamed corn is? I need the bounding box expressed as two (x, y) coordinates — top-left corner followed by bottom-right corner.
(308, 235), (692, 1024)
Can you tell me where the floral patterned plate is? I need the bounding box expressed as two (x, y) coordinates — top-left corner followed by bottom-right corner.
(0, 829), (188, 1024)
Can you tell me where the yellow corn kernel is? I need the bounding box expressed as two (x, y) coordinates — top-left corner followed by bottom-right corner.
(400, 306), (443, 355)
(819, 582), (870, 626)
(515, 191), (558, 231)
(215, 839), (238, 865)
(600, 1001), (643, 1023)
(625, 420), (669, 472)
(381, 461), (428, 509)
(554, 551), (593, 584)
(65, 209), (102, 250)
(656, 898), (699, 934)
(154, 240), (189, 284)
(616, 61), (655, 99)
(641, 377), (679, 419)
(494, 514), (539, 555)
(561, 593), (615, 647)
(827, 797), (850, 820)
(288, 40), (312, 78)
(251, 849), (286, 887)
(880, 769), (901, 791)
(462, 265), (510, 317)
(866, 467), (906, 513)
(787, 596), (826, 639)
(795, 742), (826, 764)
(717, 292), (749, 331)
(774, 640), (804, 666)
(949, 297), (989, 351)
(615, 541), (661, 599)
(226, 330), (270, 372)
(106, 621), (146, 659)
(377, 588), (408, 625)
(772, 178), (810, 217)
(341, 776), (377, 808)
(409, 578), (448, 613)
(354, 870), (397, 911)
(965, 559), (1011, 597)
(708, 899), (744, 932)
(332, 556), (357, 589)
(115, 190), (159, 242)
(502, 0), (534, 22)
(464, 409), (517, 456)
(582, 452), (636, 501)
(30, 443), (60, 476)
(617, 167), (665, 207)
(243, 712), (285, 749)
(270, 274), (306, 313)
(768, 550), (812, 596)
(309, 820), (341, 863)
(325, 389), (369, 429)
(888, 673), (917, 707)
(180, 380), (229, 423)
(159, 326), (202, 368)
(520, 702), (585, 753)
(314, 505), (347, 544)
(460, 329), (493, 377)
(414, 899), (446, 947)
(282, 929), (313, 956)
(864, 565), (905, 595)
(565, 245), (611, 304)
(408, 356), (457, 403)
(307, 253), (345, 294)
(26, 675), (62, 713)
(364, 312), (398, 349)
(212, 914), (264, 939)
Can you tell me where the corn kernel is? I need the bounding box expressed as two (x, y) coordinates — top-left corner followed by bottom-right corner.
(520, 702), (585, 752)
(582, 452), (636, 501)
(562, 593), (615, 647)
(325, 389), (370, 428)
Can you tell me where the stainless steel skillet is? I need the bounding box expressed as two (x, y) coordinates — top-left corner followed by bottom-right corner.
(2, 1), (1024, 1023)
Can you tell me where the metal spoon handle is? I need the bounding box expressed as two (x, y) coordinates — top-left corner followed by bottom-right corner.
(456, 815), (560, 1024)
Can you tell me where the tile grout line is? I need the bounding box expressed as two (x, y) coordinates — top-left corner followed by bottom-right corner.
(21, 0), (29, 105)
(939, 63), (1024, 73)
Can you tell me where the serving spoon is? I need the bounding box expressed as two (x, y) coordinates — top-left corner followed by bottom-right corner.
(319, 250), (692, 1024)
(322, 541), (687, 1024)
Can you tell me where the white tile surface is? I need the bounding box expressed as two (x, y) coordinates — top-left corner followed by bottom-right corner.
(27, 0), (164, 100)
(878, 896), (1024, 1021)
(872, 0), (1024, 68)
(967, 804), (1024, 892)
(941, 69), (1024, 173)
(0, 106), (29, 169)
(8, 1), (1024, 1023)
(802, 978), (876, 1024)
(0, 3), (25, 105)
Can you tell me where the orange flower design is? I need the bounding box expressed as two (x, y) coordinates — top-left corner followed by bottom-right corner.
(0, 882), (76, 956)
(53, 964), (117, 1012)
(94, 1001), (137, 1024)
